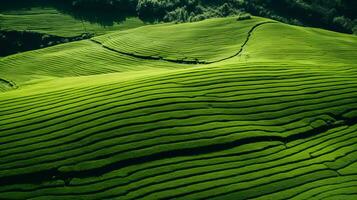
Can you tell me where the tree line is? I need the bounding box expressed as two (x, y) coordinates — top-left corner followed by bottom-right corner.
(1, 0), (356, 34)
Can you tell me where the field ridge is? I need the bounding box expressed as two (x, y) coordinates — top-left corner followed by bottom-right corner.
(0, 109), (355, 187)
(0, 16), (357, 200)
(0, 78), (17, 90)
(91, 21), (276, 65)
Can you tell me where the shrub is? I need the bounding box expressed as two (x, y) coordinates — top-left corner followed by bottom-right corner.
(237, 13), (252, 21)
(219, 3), (231, 17)
(164, 6), (189, 22)
(352, 24), (357, 34)
(333, 16), (353, 32)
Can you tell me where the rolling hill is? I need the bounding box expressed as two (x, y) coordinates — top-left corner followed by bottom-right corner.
(0, 6), (145, 57)
(0, 16), (357, 200)
(0, 7), (144, 37)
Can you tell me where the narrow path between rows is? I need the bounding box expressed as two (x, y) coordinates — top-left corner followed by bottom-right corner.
(0, 21), (275, 92)
(90, 21), (276, 65)
(0, 109), (355, 186)
(0, 78), (18, 89)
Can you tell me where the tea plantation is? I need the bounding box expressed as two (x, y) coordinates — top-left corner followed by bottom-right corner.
(0, 16), (357, 199)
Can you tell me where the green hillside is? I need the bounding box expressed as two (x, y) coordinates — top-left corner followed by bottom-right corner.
(0, 7), (144, 37)
(0, 6), (145, 57)
(93, 17), (273, 63)
(0, 16), (357, 200)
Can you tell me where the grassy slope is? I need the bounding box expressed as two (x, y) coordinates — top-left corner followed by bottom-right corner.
(244, 23), (357, 65)
(0, 17), (268, 87)
(0, 16), (357, 200)
(0, 7), (145, 37)
(93, 17), (273, 63)
(0, 40), (187, 86)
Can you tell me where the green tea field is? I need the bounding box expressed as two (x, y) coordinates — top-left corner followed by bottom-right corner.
(0, 7), (144, 37)
(0, 15), (357, 200)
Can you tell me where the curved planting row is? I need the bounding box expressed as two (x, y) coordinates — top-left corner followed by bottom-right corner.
(93, 17), (273, 63)
(0, 40), (188, 87)
(0, 15), (357, 200)
(0, 62), (357, 199)
(243, 22), (357, 65)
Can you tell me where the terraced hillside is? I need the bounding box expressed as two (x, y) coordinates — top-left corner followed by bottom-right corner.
(93, 17), (273, 63)
(0, 7), (144, 37)
(0, 16), (357, 200)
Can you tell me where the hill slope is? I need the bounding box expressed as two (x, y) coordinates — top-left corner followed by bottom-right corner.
(0, 7), (145, 57)
(0, 17), (270, 86)
(0, 16), (357, 200)
(0, 7), (144, 37)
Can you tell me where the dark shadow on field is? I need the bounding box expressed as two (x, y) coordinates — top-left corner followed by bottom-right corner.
(0, 30), (93, 57)
(0, 0), (153, 56)
(0, 0), (138, 27)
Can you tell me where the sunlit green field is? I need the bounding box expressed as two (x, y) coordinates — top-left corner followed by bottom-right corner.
(0, 16), (357, 199)
(0, 7), (145, 37)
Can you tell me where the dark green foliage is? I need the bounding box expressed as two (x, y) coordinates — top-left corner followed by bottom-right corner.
(0, 30), (93, 57)
(71, 0), (137, 11)
(237, 13), (252, 21)
(0, 0), (356, 33)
